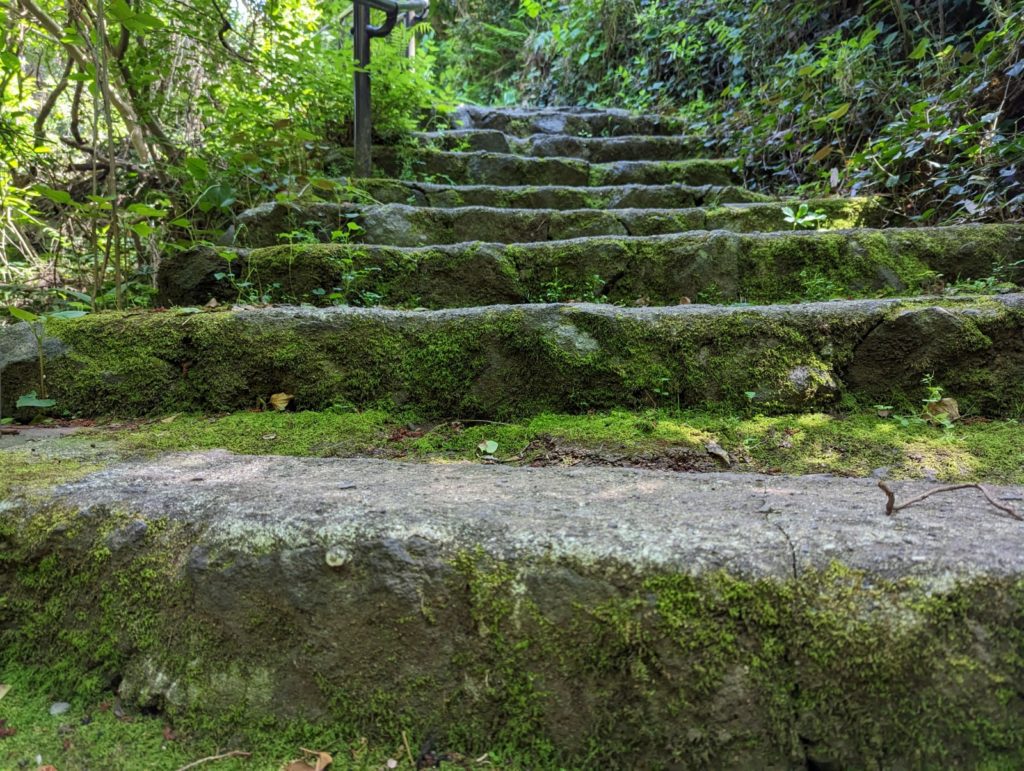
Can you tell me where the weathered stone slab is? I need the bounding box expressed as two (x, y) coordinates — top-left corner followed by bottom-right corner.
(413, 128), (511, 153)
(452, 104), (688, 136)
(348, 178), (768, 209)
(343, 148), (738, 187)
(234, 199), (886, 248)
(162, 224), (1024, 309)
(415, 131), (701, 161)
(509, 133), (702, 162)
(4, 452), (1024, 767)
(2, 297), (1023, 418)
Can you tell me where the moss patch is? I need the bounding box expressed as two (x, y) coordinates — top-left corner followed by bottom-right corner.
(100, 408), (1024, 484)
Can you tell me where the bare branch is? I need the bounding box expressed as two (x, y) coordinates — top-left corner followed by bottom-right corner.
(879, 481), (1023, 521)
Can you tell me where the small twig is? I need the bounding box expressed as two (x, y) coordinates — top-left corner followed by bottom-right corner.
(173, 750), (251, 771)
(879, 481), (1023, 521)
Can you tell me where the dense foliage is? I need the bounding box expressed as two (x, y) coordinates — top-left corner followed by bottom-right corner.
(1, 0), (446, 310)
(429, 0), (1024, 221)
(2, 0), (1022, 313)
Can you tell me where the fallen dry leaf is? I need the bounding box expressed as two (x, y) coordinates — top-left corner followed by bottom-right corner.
(924, 397), (960, 425)
(270, 392), (294, 412)
(283, 748), (332, 771)
(0, 683), (9, 700)
(0, 718), (15, 738)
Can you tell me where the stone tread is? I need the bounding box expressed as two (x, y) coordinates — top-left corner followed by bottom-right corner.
(413, 129), (704, 161)
(21, 451), (1024, 579)
(452, 104), (688, 136)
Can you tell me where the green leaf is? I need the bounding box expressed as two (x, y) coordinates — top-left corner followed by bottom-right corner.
(127, 203), (167, 217)
(909, 39), (929, 60)
(7, 307), (39, 323)
(32, 185), (73, 205)
(45, 310), (88, 319)
(16, 392), (56, 409)
(107, 0), (133, 22)
(477, 440), (499, 455)
(131, 222), (157, 238)
(824, 102), (851, 121)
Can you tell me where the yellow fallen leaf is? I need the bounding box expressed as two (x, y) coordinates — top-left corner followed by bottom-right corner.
(0, 683), (9, 700)
(283, 748), (332, 771)
(270, 393), (293, 411)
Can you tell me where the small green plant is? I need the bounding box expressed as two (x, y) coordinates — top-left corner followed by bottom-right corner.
(534, 270), (607, 303)
(781, 203), (829, 230)
(3, 306), (87, 416)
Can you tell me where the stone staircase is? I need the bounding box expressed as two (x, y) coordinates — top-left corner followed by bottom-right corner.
(3, 105), (1024, 768)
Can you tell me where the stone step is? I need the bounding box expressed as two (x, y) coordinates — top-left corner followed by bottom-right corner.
(348, 178), (769, 209)
(452, 104), (687, 136)
(3, 296), (1022, 419)
(236, 198), (884, 248)
(414, 129), (702, 162)
(5, 449), (1024, 767)
(160, 224), (1024, 309)
(347, 148), (738, 187)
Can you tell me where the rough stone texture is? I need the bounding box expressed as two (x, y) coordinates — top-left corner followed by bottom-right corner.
(508, 133), (702, 162)
(347, 178), (769, 209)
(452, 104), (688, 137)
(234, 198), (886, 248)
(3, 297), (1023, 419)
(413, 128), (511, 153)
(342, 147), (738, 187)
(4, 451), (1024, 767)
(234, 201), (359, 247)
(157, 224), (1024, 309)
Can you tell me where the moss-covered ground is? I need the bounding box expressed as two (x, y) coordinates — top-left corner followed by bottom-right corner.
(0, 665), (480, 771)
(96, 407), (1024, 484)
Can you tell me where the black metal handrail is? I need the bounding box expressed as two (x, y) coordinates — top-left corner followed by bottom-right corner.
(352, 0), (429, 177)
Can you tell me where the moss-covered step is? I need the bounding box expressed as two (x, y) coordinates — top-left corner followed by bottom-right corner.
(4, 450), (1024, 768)
(2, 296), (1023, 419)
(416, 130), (702, 162)
(235, 198), (885, 248)
(348, 178), (769, 209)
(452, 104), (688, 137)
(159, 224), (1024, 308)
(340, 147), (738, 187)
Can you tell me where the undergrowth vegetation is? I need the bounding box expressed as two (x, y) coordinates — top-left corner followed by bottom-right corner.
(429, 0), (1023, 221)
(1, 0), (448, 313)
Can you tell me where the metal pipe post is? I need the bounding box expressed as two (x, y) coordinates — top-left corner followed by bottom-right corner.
(353, 2), (372, 178)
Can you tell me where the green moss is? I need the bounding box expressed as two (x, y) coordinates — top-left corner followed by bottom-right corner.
(0, 451), (100, 500)
(4, 472), (1024, 766)
(101, 407), (1024, 484)
(0, 664), (439, 770)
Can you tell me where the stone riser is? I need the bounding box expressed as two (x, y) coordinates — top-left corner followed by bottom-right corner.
(341, 148), (738, 187)
(235, 199), (885, 248)
(4, 455), (1024, 767)
(2, 297), (1023, 419)
(349, 179), (768, 209)
(159, 225), (1024, 310)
